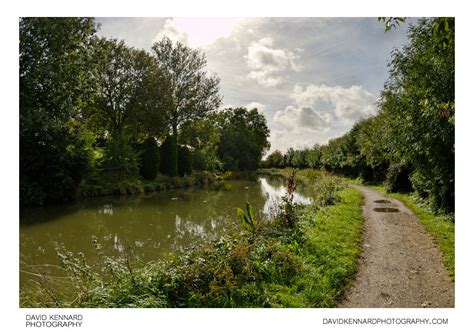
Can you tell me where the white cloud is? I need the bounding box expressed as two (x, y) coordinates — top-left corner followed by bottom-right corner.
(153, 18), (240, 48)
(245, 101), (265, 111)
(244, 37), (302, 87)
(153, 19), (189, 45)
(290, 84), (377, 121)
(274, 106), (331, 131)
(269, 83), (376, 153)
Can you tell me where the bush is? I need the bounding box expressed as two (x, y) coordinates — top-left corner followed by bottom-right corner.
(160, 135), (178, 176)
(139, 137), (160, 180)
(103, 136), (139, 180)
(384, 162), (413, 193)
(178, 146), (193, 176)
(192, 150), (206, 171)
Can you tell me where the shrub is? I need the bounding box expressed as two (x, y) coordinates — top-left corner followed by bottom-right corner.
(139, 137), (160, 180)
(103, 136), (139, 180)
(384, 162), (413, 193)
(192, 150), (206, 171)
(178, 145), (193, 176)
(160, 135), (178, 176)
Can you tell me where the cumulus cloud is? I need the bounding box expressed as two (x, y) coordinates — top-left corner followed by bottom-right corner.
(269, 83), (376, 153)
(153, 19), (189, 45)
(274, 106), (332, 131)
(290, 84), (377, 121)
(245, 37), (302, 87)
(245, 101), (266, 111)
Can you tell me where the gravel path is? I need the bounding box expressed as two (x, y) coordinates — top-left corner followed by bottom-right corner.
(340, 184), (454, 308)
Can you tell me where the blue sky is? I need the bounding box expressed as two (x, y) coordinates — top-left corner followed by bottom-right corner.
(96, 17), (413, 153)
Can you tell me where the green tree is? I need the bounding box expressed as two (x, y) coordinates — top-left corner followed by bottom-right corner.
(151, 37), (221, 172)
(178, 146), (193, 176)
(306, 144), (322, 169)
(89, 38), (166, 142)
(380, 18), (454, 211)
(88, 38), (168, 177)
(217, 107), (270, 171)
(179, 118), (222, 171)
(266, 150), (284, 168)
(139, 137), (160, 180)
(20, 17), (97, 205)
(160, 135), (178, 176)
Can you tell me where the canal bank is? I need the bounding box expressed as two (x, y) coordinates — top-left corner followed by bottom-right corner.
(20, 171), (365, 308)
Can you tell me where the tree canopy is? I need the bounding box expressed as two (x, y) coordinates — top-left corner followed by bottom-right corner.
(20, 19), (269, 206)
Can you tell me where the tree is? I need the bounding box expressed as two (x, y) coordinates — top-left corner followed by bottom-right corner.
(89, 38), (166, 142)
(178, 146), (193, 176)
(380, 18), (454, 212)
(88, 38), (168, 177)
(217, 107), (270, 171)
(266, 150), (284, 168)
(160, 135), (178, 176)
(151, 37), (221, 172)
(20, 17), (97, 205)
(179, 118), (222, 171)
(139, 137), (160, 180)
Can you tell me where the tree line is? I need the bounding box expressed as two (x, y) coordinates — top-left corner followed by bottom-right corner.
(262, 18), (454, 213)
(20, 18), (270, 206)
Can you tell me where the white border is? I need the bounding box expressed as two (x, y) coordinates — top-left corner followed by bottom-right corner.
(2, 1), (473, 333)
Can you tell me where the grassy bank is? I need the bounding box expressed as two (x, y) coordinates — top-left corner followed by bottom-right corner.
(76, 171), (228, 199)
(270, 186), (364, 306)
(20, 172), (365, 308)
(346, 178), (455, 280)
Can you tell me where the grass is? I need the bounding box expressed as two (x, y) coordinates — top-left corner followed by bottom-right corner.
(345, 178), (455, 281)
(267, 186), (365, 307)
(20, 173), (366, 308)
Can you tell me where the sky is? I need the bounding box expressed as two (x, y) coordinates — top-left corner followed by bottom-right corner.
(96, 17), (412, 154)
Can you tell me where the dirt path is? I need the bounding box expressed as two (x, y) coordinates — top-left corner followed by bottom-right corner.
(340, 184), (454, 308)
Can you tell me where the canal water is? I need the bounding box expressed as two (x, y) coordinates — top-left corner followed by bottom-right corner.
(20, 175), (313, 289)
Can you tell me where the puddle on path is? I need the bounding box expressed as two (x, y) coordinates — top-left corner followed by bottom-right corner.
(373, 207), (400, 213)
(374, 199), (391, 204)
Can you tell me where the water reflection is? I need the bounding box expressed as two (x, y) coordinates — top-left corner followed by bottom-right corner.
(259, 177), (312, 216)
(20, 176), (314, 289)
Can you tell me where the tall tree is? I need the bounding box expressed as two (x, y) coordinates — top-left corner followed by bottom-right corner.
(20, 17), (97, 205)
(90, 38), (166, 142)
(380, 18), (454, 212)
(88, 38), (167, 176)
(151, 37), (221, 171)
(217, 107), (270, 171)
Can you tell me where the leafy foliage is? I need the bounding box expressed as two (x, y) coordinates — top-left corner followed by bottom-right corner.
(151, 37), (221, 173)
(20, 18), (273, 205)
(177, 145), (193, 176)
(159, 135), (178, 177)
(217, 107), (270, 171)
(139, 137), (160, 180)
(20, 18), (97, 205)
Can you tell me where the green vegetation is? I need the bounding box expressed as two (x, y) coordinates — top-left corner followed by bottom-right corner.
(159, 135), (178, 177)
(217, 108), (270, 171)
(21, 172), (365, 308)
(261, 18), (455, 214)
(178, 146), (193, 177)
(20, 18), (270, 207)
(139, 138), (160, 180)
